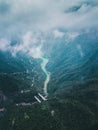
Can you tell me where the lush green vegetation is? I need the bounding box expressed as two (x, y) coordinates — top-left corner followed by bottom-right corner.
(0, 79), (98, 130)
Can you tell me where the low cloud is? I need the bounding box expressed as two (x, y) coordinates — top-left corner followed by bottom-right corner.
(0, 0), (98, 36)
(0, 0), (98, 57)
(0, 38), (10, 51)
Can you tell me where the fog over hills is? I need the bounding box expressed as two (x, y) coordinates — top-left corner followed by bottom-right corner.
(0, 0), (98, 130)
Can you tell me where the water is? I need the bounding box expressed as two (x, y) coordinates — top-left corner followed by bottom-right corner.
(40, 57), (51, 97)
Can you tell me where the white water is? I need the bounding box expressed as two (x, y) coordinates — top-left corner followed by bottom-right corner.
(40, 57), (51, 97)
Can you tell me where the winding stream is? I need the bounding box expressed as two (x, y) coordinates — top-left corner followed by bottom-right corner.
(40, 57), (51, 97)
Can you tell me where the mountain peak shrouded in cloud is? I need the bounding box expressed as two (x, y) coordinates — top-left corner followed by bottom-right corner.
(0, 1), (98, 130)
(0, 0), (98, 57)
(0, 0), (98, 35)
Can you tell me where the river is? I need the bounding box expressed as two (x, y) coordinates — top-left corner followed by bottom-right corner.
(40, 57), (51, 97)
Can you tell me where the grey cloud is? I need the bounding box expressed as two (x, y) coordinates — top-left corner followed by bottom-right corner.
(0, 0), (98, 39)
(0, 1), (10, 14)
